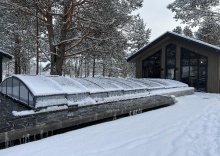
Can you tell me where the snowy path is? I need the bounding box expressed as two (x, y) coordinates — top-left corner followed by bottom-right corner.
(1, 93), (220, 156)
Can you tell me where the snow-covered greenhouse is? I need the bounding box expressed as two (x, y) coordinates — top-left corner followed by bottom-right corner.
(0, 75), (193, 109)
(0, 75), (195, 148)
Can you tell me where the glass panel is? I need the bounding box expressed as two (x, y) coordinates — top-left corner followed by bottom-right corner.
(155, 57), (161, 66)
(198, 66), (207, 91)
(189, 66), (197, 88)
(190, 53), (197, 65)
(166, 44), (176, 79)
(199, 56), (207, 65)
(182, 50), (190, 65)
(182, 66), (189, 84)
(149, 59), (154, 66)
(148, 67), (154, 78)
(181, 48), (207, 92)
(154, 67), (161, 78)
(166, 44), (176, 66)
(12, 78), (19, 99)
(29, 93), (34, 107)
(142, 51), (161, 78)
(167, 68), (175, 79)
(143, 68), (149, 78)
(143, 60), (149, 67)
(7, 78), (13, 96)
(1, 80), (7, 94)
(20, 83), (29, 104)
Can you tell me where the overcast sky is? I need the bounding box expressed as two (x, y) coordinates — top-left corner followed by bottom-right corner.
(133, 0), (183, 41)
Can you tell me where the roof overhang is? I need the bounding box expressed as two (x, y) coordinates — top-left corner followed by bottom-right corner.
(0, 50), (13, 63)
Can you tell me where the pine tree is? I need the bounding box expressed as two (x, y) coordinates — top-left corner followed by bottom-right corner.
(183, 26), (194, 37)
(167, 0), (220, 27)
(172, 26), (182, 34)
(1, 0), (145, 76)
(195, 18), (220, 46)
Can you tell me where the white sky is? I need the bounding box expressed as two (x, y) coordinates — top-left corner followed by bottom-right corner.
(133, 0), (184, 41)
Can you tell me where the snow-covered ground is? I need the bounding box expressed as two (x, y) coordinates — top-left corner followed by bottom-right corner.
(1, 92), (220, 156)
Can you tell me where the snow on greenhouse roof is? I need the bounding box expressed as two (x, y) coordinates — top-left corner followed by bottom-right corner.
(1, 75), (192, 109)
(109, 77), (146, 89)
(14, 75), (66, 96)
(85, 78), (122, 91)
(130, 78), (164, 89)
(47, 76), (89, 94)
(73, 78), (105, 93)
(11, 75), (190, 97)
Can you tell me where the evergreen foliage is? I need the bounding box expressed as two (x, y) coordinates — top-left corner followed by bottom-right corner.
(0, 0), (150, 77)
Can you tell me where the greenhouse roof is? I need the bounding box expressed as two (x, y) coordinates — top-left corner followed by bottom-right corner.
(7, 75), (189, 97)
(46, 76), (89, 94)
(14, 75), (66, 96)
(0, 75), (190, 109)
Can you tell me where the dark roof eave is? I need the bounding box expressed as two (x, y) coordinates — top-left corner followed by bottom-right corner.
(0, 50), (13, 61)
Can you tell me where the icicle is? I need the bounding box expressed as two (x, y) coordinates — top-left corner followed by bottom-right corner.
(40, 130), (44, 139)
(5, 132), (9, 148)
(22, 135), (25, 143)
(113, 114), (117, 120)
(26, 134), (30, 142)
(45, 132), (48, 138)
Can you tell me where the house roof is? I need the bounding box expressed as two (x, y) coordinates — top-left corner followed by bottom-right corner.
(0, 50), (13, 62)
(127, 31), (220, 62)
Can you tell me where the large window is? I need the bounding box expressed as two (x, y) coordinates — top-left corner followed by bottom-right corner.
(181, 48), (208, 91)
(142, 50), (161, 78)
(166, 44), (176, 80)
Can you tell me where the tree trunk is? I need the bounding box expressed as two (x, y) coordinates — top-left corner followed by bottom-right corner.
(14, 33), (21, 74)
(92, 56), (96, 77)
(49, 4), (68, 76)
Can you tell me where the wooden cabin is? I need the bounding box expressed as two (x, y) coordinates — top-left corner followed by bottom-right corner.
(127, 31), (220, 93)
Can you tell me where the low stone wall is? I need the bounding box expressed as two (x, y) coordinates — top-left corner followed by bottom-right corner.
(0, 95), (176, 146)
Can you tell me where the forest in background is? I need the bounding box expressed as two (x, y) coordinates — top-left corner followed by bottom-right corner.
(1, 0), (220, 78)
(0, 0), (150, 78)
